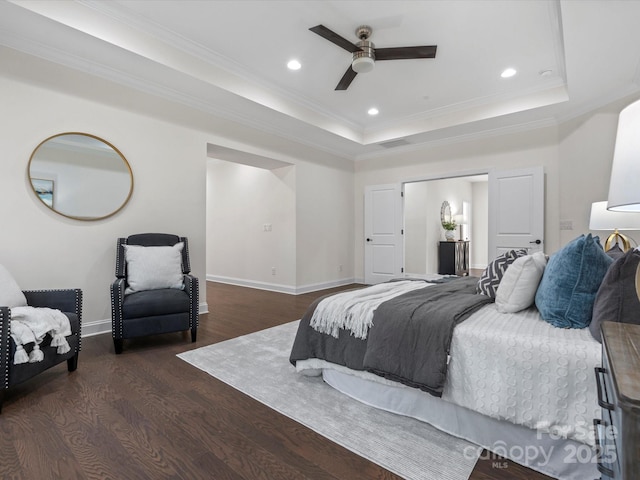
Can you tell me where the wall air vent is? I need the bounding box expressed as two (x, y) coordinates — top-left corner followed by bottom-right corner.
(378, 139), (411, 149)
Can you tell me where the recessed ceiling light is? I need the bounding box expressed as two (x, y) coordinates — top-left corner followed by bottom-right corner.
(287, 59), (301, 71)
(501, 68), (517, 78)
(368, 107), (379, 116)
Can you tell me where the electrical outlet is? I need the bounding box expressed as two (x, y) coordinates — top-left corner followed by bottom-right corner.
(560, 220), (573, 231)
(271, 267), (276, 276)
(338, 264), (343, 272)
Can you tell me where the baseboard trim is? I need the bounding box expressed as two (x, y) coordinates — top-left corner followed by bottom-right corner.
(206, 274), (357, 295)
(82, 319), (112, 337)
(295, 278), (358, 294)
(82, 302), (209, 337)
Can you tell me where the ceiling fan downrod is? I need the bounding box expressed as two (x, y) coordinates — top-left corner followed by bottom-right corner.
(352, 25), (375, 73)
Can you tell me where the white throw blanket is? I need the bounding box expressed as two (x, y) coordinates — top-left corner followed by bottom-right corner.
(310, 280), (430, 339)
(9, 306), (71, 364)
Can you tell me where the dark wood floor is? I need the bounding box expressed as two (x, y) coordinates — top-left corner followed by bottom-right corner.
(1, 282), (552, 480)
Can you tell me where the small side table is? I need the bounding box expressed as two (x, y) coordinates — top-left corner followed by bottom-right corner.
(438, 241), (469, 276)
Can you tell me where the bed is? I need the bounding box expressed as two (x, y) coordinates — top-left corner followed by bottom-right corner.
(289, 274), (603, 480)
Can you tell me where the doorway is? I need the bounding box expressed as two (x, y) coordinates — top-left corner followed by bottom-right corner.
(403, 175), (488, 276)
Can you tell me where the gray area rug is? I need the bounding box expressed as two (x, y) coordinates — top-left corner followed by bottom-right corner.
(178, 320), (478, 480)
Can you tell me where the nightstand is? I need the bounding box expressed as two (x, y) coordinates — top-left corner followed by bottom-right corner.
(595, 321), (640, 479)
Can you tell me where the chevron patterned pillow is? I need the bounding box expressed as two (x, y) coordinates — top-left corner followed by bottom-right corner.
(476, 249), (528, 298)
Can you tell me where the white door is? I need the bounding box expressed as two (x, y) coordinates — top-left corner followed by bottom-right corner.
(364, 184), (403, 284)
(488, 166), (544, 259)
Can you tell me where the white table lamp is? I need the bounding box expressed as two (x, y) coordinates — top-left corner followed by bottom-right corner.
(453, 214), (466, 241)
(608, 98), (640, 212)
(589, 201), (640, 251)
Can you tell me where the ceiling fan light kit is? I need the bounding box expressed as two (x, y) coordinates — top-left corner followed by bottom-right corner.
(352, 55), (375, 73)
(309, 24), (437, 90)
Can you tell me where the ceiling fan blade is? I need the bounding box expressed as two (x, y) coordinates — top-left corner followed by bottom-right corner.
(309, 25), (362, 53)
(335, 66), (357, 90)
(375, 45), (437, 61)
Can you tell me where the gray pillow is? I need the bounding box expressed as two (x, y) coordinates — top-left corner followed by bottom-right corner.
(123, 242), (185, 295)
(476, 249), (527, 298)
(605, 243), (625, 260)
(590, 248), (640, 342)
(0, 263), (28, 308)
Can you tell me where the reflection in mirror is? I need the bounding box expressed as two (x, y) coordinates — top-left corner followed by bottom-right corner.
(28, 133), (133, 220)
(404, 176), (488, 276)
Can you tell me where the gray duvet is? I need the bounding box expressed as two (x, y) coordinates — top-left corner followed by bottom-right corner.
(289, 276), (492, 397)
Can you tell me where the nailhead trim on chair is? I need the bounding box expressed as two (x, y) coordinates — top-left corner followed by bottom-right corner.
(1, 309), (10, 390)
(195, 282), (199, 329)
(112, 237), (127, 341)
(75, 288), (83, 353)
(180, 237), (191, 274)
(111, 279), (125, 339)
(180, 236), (197, 330)
(188, 277), (200, 330)
(115, 238), (127, 279)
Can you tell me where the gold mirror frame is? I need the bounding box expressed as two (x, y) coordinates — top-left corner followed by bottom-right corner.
(28, 133), (133, 221)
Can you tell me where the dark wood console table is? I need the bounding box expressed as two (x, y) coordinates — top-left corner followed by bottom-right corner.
(438, 240), (469, 276)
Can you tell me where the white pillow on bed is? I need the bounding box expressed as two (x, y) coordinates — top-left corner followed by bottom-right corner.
(495, 252), (547, 313)
(124, 242), (184, 295)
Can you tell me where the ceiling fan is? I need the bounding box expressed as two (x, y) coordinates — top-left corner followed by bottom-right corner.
(309, 24), (437, 91)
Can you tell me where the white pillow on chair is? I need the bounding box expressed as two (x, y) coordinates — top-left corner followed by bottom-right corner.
(123, 242), (185, 294)
(0, 264), (28, 308)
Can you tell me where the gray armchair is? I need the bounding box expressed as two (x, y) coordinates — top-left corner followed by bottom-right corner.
(110, 233), (199, 354)
(1, 288), (82, 414)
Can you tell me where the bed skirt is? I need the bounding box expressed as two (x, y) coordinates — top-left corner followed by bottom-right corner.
(321, 367), (599, 480)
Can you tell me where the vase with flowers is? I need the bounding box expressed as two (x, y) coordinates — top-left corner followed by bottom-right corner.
(442, 219), (457, 241)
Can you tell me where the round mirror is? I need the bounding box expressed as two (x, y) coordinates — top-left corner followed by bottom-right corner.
(440, 200), (452, 225)
(28, 133), (133, 220)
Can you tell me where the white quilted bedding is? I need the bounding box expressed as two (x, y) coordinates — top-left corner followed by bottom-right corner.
(443, 303), (601, 446)
(297, 294), (603, 447)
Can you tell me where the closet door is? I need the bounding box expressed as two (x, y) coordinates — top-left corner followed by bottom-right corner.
(488, 166), (544, 259)
(364, 184), (403, 285)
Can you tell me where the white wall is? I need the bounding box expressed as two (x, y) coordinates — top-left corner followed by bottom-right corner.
(471, 181), (489, 269)
(0, 76), (207, 332)
(206, 154), (355, 293)
(206, 160), (297, 289)
(557, 98), (639, 246)
(295, 160), (355, 291)
(404, 182), (428, 275)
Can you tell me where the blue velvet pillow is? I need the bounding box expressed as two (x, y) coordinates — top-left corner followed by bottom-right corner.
(535, 234), (613, 328)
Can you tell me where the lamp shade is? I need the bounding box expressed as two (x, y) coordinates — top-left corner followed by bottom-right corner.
(453, 214), (466, 225)
(589, 201), (640, 230)
(608, 98), (640, 212)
